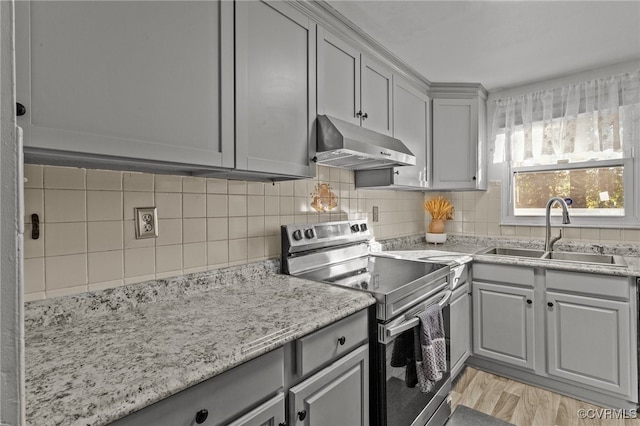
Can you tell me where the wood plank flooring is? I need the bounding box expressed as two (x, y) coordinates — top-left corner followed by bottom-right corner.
(450, 367), (640, 426)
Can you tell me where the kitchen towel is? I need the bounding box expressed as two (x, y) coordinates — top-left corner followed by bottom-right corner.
(413, 302), (447, 393)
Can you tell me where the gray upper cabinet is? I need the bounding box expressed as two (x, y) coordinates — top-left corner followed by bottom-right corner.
(355, 76), (428, 189)
(430, 85), (487, 191)
(235, 0), (316, 179)
(318, 28), (393, 136)
(15, 1), (234, 171)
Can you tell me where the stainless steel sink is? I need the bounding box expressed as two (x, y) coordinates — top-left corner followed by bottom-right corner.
(476, 246), (627, 267)
(541, 251), (627, 267)
(476, 247), (546, 258)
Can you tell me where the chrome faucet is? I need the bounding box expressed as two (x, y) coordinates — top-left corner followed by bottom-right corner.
(545, 197), (571, 252)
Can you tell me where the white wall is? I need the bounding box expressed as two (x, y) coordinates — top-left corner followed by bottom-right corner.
(0, 0), (24, 424)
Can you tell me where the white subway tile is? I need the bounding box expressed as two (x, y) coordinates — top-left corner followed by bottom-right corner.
(45, 222), (87, 256)
(24, 189), (44, 223)
(207, 241), (228, 266)
(228, 180), (247, 195)
(44, 190), (86, 222)
(154, 175), (182, 193)
(229, 217), (248, 239)
(87, 221), (123, 252)
(183, 242), (207, 269)
(88, 251), (123, 283)
(155, 192), (182, 219)
(247, 216), (265, 238)
(247, 182), (264, 195)
(248, 237), (265, 260)
(228, 238), (247, 262)
(24, 257), (45, 294)
(155, 245), (183, 273)
(123, 172), (154, 191)
(280, 197), (294, 215)
(183, 218), (207, 243)
(88, 279), (124, 292)
(264, 216), (280, 236)
(24, 165), (44, 189)
(87, 191), (122, 221)
(264, 196), (280, 216)
(123, 220), (155, 249)
(207, 194), (228, 217)
(156, 219), (182, 246)
(279, 181), (294, 196)
(24, 223), (45, 258)
(124, 247), (155, 278)
(228, 195), (247, 217)
(45, 254), (87, 290)
(207, 218), (228, 241)
(182, 177), (206, 193)
(206, 178), (228, 194)
(44, 166), (85, 189)
(264, 182), (279, 197)
(123, 192), (154, 221)
(183, 193), (206, 218)
(86, 170), (122, 190)
(247, 196), (265, 216)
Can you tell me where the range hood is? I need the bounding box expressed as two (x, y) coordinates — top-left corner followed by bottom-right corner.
(314, 115), (416, 170)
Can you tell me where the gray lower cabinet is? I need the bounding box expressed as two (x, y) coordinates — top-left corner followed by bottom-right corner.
(15, 0), (234, 171)
(472, 281), (535, 370)
(449, 282), (471, 378)
(289, 344), (369, 426)
(234, 0), (316, 179)
(227, 393), (286, 426)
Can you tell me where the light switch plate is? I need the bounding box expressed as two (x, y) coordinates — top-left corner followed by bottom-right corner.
(134, 207), (158, 239)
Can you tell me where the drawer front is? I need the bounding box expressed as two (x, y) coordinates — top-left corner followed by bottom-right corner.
(296, 310), (368, 377)
(472, 263), (534, 287)
(112, 347), (284, 426)
(546, 270), (630, 300)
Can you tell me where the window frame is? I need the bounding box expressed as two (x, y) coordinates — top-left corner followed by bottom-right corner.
(501, 156), (638, 228)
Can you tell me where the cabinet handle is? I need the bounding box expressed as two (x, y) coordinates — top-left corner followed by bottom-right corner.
(31, 214), (40, 240)
(337, 336), (346, 346)
(526, 299), (532, 305)
(16, 102), (26, 117)
(394, 170), (399, 175)
(195, 409), (208, 424)
(472, 176), (477, 181)
(356, 110), (362, 118)
(362, 112), (368, 120)
(279, 423), (287, 426)
(298, 410), (307, 421)
(547, 302), (554, 308)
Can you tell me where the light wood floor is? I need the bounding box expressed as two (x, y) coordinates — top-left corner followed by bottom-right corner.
(450, 367), (640, 426)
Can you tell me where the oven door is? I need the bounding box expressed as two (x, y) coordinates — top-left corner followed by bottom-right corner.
(376, 290), (452, 426)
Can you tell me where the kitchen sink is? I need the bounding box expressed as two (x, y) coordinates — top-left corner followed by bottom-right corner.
(476, 247), (546, 258)
(476, 246), (627, 267)
(541, 251), (627, 267)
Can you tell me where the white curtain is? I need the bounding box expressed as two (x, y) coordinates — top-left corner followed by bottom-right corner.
(491, 71), (640, 166)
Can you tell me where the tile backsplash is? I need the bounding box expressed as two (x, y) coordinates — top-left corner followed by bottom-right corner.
(23, 165), (426, 301)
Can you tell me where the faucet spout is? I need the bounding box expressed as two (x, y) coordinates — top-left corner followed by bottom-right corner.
(545, 197), (571, 252)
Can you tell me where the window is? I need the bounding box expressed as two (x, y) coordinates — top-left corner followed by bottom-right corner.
(491, 71), (640, 227)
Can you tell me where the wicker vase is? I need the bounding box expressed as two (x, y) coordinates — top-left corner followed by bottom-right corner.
(428, 218), (445, 234)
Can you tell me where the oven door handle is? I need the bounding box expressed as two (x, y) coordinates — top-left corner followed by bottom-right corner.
(380, 290), (452, 343)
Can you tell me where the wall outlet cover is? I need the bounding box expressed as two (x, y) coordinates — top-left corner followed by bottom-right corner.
(134, 207), (158, 239)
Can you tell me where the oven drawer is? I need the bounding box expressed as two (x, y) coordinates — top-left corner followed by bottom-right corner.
(296, 309), (368, 376)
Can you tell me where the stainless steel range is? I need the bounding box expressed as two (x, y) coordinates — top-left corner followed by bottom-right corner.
(281, 220), (453, 426)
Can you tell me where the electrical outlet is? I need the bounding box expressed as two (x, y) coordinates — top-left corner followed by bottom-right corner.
(372, 206), (379, 222)
(134, 207), (158, 239)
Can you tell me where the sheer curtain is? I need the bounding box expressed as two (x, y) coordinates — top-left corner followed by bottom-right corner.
(491, 71), (640, 166)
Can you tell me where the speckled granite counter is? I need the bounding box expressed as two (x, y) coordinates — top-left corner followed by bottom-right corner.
(379, 234), (640, 277)
(24, 260), (375, 426)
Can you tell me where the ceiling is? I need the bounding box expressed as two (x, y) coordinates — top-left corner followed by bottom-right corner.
(325, 1), (640, 91)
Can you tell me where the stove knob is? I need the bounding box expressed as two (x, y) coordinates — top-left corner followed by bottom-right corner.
(292, 230), (303, 241)
(360, 223), (368, 232)
(304, 228), (315, 239)
(350, 224), (360, 232)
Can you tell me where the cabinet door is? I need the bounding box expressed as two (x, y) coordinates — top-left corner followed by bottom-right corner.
(227, 393), (285, 426)
(391, 78), (428, 188)
(317, 28), (361, 126)
(289, 344), (369, 426)
(473, 282), (535, 370)
(546, 291), (632, 398)
(432, 98), (478, 189)
(15, 1), (233, 168)
(361, 57), (393, 136)
(235, 0), (316, 178)
(450, 284), (471, 378)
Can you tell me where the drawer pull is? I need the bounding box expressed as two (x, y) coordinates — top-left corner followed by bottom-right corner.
(526, 299), (532, 305)
(298, 410), (307, 421)
(547, 302), (554, 308)
(337, 336), (346, 346)
(195, 409), (208, 424)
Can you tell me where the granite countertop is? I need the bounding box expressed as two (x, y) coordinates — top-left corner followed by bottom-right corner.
(379, 235), (640, 277)
(24, 261), (375, 426)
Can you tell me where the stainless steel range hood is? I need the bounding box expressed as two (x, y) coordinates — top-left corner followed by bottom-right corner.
(314, 115), (416, 170)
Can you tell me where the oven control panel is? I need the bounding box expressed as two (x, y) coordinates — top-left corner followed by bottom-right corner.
(282, 220), (371, 253)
